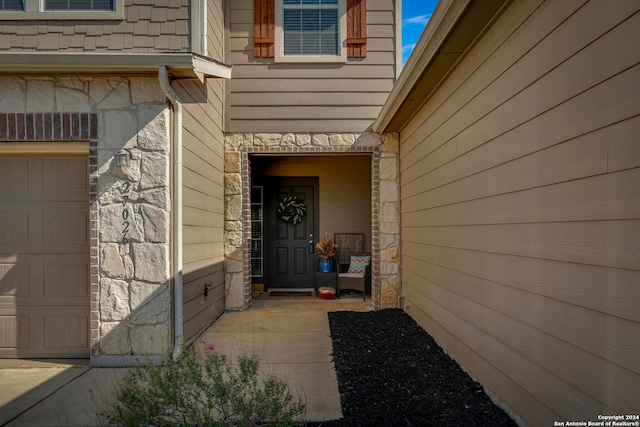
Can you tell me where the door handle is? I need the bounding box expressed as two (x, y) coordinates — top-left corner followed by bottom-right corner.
(309, 233), (314, 254)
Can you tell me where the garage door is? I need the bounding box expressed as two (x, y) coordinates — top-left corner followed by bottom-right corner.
(0, 154), (89, 358)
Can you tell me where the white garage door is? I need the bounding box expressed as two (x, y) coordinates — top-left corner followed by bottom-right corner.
(0, 154), (89, 358)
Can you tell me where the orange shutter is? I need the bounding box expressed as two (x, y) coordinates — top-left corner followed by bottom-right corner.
(254, 0), (275, 58)
(347, 0), (367, 58)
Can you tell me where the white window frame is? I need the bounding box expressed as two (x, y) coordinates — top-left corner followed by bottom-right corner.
(0, 0), (124, 20)
(275, 0), (347, 63)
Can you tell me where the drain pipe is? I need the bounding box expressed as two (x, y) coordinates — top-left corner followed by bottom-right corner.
(201, 0), (208, 56)
(158, 65), (184, 360)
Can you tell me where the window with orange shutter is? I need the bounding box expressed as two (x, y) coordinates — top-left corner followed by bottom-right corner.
(254, 0), (366, 61)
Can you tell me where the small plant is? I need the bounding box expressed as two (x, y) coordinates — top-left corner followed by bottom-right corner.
(315, 238), (338, 260)
(99, 344), (306, 426)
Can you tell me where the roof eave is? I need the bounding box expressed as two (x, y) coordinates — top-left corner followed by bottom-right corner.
(373, 0), (512, 134)
(0, 52), (231, 81)
(373, 0), (466, 133)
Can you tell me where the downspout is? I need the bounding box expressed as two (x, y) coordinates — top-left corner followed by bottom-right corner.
(158, 65), (184, 360)
(201, 0), (208, 56)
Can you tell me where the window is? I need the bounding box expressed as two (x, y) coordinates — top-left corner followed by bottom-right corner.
(282, 0), (340, 57)
(0, 0), (123, 19)
(44, 0), (114, 10)
(251, 187), (264, 278)
(0, 0), (23, 10)
(276, 0), (345, 62)
(254, 0), (366, 61)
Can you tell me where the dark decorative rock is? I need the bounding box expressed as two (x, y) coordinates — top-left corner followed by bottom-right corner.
(309, 309), (517, 427)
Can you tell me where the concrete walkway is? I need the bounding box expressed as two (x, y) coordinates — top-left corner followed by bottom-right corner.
(0, 296), (371, 426)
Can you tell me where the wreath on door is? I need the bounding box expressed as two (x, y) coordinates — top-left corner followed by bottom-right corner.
(277, 190), (307, 225)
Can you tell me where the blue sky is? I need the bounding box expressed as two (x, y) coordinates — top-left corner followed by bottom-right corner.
(402, 0), (440, 65)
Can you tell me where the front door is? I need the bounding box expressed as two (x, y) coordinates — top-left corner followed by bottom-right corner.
(266, 177), (318, 289)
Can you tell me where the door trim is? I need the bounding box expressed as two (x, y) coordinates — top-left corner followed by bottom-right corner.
(241, 146), (381, 309)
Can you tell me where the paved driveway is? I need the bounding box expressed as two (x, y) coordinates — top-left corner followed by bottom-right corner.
(0, 296), (370, 426)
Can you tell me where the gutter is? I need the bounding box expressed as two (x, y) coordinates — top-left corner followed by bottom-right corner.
(158, 65), (184, 360)
(372, 0), (465, 133)
(372, 0), (511, 133)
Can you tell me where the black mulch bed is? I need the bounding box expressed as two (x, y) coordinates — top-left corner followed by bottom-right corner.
(309, 309), (516, 427)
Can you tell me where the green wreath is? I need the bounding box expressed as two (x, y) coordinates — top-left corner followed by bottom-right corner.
(277, 191), (307, 225)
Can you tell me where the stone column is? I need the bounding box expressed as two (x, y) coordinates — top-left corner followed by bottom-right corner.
(378, 133), (401, 308)
(222, 132), (401, 309)
(95, 82), (172, 364)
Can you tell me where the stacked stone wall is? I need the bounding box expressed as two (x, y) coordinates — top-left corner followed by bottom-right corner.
(0, 76), (171, 365)
(223, 132), (401, 309)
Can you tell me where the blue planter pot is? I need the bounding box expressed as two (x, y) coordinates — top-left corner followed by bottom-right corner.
(318, 258), (335, 273)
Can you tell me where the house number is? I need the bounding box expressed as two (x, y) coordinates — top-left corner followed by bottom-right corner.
(119, 182), (132, 245)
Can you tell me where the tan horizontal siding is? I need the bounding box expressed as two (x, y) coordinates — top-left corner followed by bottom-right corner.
(231, 78), (394, 93)
(229, 36), (394, 53)
(403, 221), (640, 270)
(403, 282), (625, 417)
(183, 266), (224, 341)
(399, 1), (640, 425)
(207, 0), (224, 62)
(175, 77), (225, 343)
(408, 301), (559, 427)
(402, 242), (640, 325)
(232, 119), (377, 133)
(402, 255), (640, 377)
(401, 0), (638, 165)
(0, 1), (191, 52)
(230, 21), (396, 39)
(227, 0), (398, 133)
(228, 50), (395, 65)
(230, 63), (395, 79)
(231, 91), (390, 106)
(402, 167), (640, 226)
(230, 106), (383, 120)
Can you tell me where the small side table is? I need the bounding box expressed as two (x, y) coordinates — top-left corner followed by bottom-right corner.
(316, 271), (337, 293)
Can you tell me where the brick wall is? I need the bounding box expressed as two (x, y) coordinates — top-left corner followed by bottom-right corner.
(0, 113), (98, 141)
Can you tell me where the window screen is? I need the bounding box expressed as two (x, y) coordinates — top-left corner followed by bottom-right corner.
(0, 0), (23, 10)
(45, 0), (113, 10)
(283, 0), (339, 56)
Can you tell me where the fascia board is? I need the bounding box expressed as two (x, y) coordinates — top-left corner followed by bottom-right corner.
(0, 52), (231, 80)
(372, 0), (469, 133)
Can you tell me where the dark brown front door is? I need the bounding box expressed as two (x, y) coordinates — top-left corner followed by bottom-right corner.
(266, 177), (318, 289)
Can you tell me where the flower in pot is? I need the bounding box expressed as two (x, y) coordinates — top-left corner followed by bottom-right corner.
(315, 239), (338, 272)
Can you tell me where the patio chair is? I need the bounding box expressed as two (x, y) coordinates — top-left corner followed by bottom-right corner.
(337, 254), (370, 301)
(334, 233), (369, 300)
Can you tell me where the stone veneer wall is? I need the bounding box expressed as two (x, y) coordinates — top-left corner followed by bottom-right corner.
(223, 132), (400, 310)
(0, 77), (172, 366)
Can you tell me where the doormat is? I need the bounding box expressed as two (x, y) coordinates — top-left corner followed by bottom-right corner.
(260, 290), (315, 299)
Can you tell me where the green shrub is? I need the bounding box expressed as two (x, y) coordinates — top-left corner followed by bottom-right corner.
(99, 345), (306, 426)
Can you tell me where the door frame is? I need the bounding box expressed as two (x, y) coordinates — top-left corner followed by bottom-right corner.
(241, 147), (382, 310)
(262, 176), (320, 290)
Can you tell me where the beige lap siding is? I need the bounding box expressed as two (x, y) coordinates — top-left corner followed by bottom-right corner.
(227, 0), (399, 133)
(399, 0), (640, 425)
